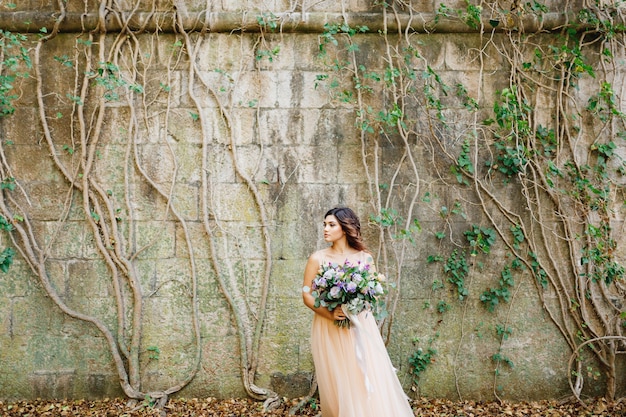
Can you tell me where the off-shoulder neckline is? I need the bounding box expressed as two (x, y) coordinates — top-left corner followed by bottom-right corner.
(318, 249), (371, 266)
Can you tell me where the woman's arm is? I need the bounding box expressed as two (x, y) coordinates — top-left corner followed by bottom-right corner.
(302, 254), (346, 321)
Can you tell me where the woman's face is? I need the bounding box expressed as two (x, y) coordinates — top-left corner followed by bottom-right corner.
(323, 215), (344, 243)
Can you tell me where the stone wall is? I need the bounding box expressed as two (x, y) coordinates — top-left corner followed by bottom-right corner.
(0, 0), (625, 403)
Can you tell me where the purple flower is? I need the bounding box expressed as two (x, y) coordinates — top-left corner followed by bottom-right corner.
(314, 277), (327, 288)
(329, 286), (341, 299)
(346, 282), (357, 293)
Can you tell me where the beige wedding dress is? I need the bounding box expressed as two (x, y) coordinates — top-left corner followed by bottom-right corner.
(311, 287), (415, 417)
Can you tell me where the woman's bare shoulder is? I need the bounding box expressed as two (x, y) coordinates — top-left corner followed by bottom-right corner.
(359, 250), (375, 265)
(358, 250), (373, 258)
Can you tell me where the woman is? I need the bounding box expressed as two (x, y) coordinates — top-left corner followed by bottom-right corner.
(302, 207), (414, 417)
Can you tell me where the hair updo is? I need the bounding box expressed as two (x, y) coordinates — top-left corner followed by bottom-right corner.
(325, 207), (367, 252)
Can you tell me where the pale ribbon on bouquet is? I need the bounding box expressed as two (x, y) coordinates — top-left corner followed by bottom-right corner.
(342, 305), (374, 395)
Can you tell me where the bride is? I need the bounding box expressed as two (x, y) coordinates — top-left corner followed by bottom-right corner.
(302, 207), (414, 417)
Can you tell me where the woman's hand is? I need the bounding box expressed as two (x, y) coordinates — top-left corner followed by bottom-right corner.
(332, 306), (346, 321)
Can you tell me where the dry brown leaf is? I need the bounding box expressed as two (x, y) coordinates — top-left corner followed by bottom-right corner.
(1, 397), (625, 416)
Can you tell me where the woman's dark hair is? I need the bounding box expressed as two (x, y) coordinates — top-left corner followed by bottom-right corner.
(325, 207), (367, 251)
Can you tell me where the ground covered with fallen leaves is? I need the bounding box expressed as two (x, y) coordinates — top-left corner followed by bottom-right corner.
(1, 397), (624, 416)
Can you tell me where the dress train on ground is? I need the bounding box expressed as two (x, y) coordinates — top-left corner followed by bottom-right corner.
(311, 309), (414, 417)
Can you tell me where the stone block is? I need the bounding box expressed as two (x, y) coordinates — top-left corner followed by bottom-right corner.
(0, 298), (11, 335)
(210, 183), (260, 221)
(233, 144), (278, 184)
(408, 34), (447, 70)
(136, 37), (187, 74)
(221, 108), (258, 147)
(269, 259), (305, 298)
(85, 373), (122, 398)
(198, 303), (234, 340)
(337, 144), (367, 184)
(133, 221), (177, 259)
(256, 336), (302, 381)
(171, 182), (202, 220)
(473, 71), (507, 106)
(276, 70), (305, 109)
(263, 295), (311, 339)
(291, 145), (341, 184)
(0, 260), (40, 299)
(226, 71), (274, 111)
(269, 370), (313, 398)
(37, 219), (84, 259)
(274, 222), (318, 260)
(258, 109), (301, 146)
(94, 107), (133, 144)
(4, 144), (63, 185)
(300, 72), (338, 109)
(301, 0), (373, 12)
(30, 369), (76, 399)
(17, 184), (77, 222)
(174, 221), (210, 260)
(11, 290), (66, 337)
(254, 33), (295, 72)
(194, 34), (256, 72)
(205, 144), (238, 183)
(200, 335), (246, 394)
(92, 145), (127, 187)
(293, 34), (333, 72)
(296, 108), (356, 146)
(270, 184), (312, 223)
(155, 108), (202, 146)
(137, 143), (178, 184)
(2, 107), (38, 145)
(352, 35), (388, 70)
(66, 260), (111, 299)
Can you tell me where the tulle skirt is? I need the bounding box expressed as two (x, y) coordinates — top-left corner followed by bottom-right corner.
(311, 310), (414, 417)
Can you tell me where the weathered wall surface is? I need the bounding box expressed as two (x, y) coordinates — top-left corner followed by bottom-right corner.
(0, 0), (625, 403)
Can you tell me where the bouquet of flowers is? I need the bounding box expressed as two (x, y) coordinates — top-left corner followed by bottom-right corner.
(311, 260), (388, 328)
